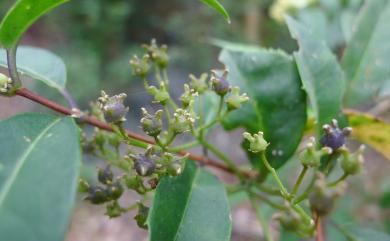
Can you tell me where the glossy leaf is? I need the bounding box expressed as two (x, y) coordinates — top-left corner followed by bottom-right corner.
(286, 16), (345, 137)
(200, 0), (230, 23)
(148, 161), (232, 241)
(0, 0), (69, 49)
(0, 46), (67, 90)
(0, 113), (81, 241)
(346, 111), (390, 161)
(341, 0), (390, 107)
(217, 41), (307, 169)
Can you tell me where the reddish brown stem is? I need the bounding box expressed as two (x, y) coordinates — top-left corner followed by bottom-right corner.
(15, 87), (257, 178)
(315, 214), (325, 241)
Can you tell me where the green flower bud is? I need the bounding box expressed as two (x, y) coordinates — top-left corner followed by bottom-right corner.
(105, 202), (122, 218)
(299, 137), (332, 168)
(173, 108), (195, 134)
(277, 210), (301, 231)
(0, 73), (11, 93)
(211, 69), (230, 96)
(180, 84), (198, 107)
(309, 173), (345, 216)
(140, 108), (163, 137)
(340, 145), (365, 175)
(189, 73), (208, 94)
(134, 203), (149, 229)
(225, 86), (249, 110)
(129, 54), (151, 78)
(143, 39), (169, 68)
(147, 82), (170, 105)
(107, 133), (122, 149)
(98, 91), (129, 123)
(124, 175), (143, 190)
(243, 131), (269, 153)
(78, 179), (90, 193)
(93, 129), (106, 148)
(276, 208), (315, 238)
(167, 159), (184, 176)
(105, 181), (124, 200)
(98, 166), (114, 185)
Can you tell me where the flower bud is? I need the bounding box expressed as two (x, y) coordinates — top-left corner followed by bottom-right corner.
(320, 119), (352, 151)
(143, 39), (169, 68)
(276, 209), (301, 231)
(299, 137), (332, 168)
(85, 186), (108, 204)
(225, 87), (249, 110)
(98, 166), (114, 185)
(129, 54), (151, 78)
(134, 203), (149, 229)
(140, 108), (163, 137)
(147, 82), (170, 105)
(167, 160), (184, 176)
(173, 108), (195, 134)
(340, 145), (365, 175)
(98, 91), (129, 123)
(133, 155), (156, 176)
(243, 131), (269, 153)
(107, 133), (122, 149)
(105, 202), (122, 218)
(309, 173), (345, 215)
(0, 73), (11, 93)
(105, 181), (124, 200)
(78, 179), (90, 193)
(93, 129), (106, 148)
(124, 175), (142, 190)
(211, 69), (230, 96)
(189, 73), (208, 94)
(180, 84), (198, 107)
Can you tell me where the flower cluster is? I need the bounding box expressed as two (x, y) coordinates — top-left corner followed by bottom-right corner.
(81, 40), (250, 222)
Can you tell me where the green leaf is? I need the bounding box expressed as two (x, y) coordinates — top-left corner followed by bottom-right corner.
(200, 0), (230, 23)
(346, 111), (390, 161)
(217, 41), (307, 169)
(0, 46), (66, 90)
(350, 227), (390, 241)
(0, 0), (69, 49)
(0, 113), (81, 241)
(148, 161), (232, 241)
(286, 16), (345, 137)
(341, 0), (390, 107)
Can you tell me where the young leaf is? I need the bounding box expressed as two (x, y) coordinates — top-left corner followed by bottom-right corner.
(148, 161), (232, 241)
(0, 113), (81, 241)
(217, 41), (307, 170)
(346, 111), (390, 161)
(200, 0), (230, 23)
(0, 46), (66, 90)
(286, 16), (345, 137)
(341, 0), (390, 107)
(0, 0), (69, 49)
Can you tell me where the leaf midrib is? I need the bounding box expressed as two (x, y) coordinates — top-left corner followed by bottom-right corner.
(172, 167), (200, 241)
(343, 0), (389, 100)
(0, 117), (62, 207)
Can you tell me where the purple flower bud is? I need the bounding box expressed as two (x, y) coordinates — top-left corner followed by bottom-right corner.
(211, 69), (230, 96)
(320, 119), (352, 150)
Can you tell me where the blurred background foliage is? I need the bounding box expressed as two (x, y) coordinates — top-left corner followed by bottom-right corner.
(0, 0), (366, 105)
(2, 0), (390, 240)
